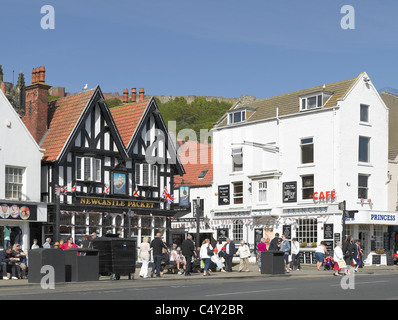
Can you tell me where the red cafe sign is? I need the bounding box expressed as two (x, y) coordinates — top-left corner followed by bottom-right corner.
(313, 190), (336, 201)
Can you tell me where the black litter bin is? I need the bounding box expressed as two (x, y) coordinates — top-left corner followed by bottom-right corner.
(92, 237), (136, 280)
(28, 249), (65, 284)
(63, 248), (99, 282)
(261, 250), (285, 274)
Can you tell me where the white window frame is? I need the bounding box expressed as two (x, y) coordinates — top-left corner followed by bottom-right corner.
(151, 165), (158, 187)
(360, 104), (370, 123)
(135, 163), (142, 186)
(232, 148), (243, 172)
(300, 137), (314, 164)
(5, 166), (24, 200)
(300, 94), (323, 111)
(233, 220), (244, 242)
(76, 157), (101, 182)
(358, 136), (370, 163)
(228, 110), (246, 125)
(258, 181), (268, 203)
(358, 174), (369, 199)
(233, 181), (243, 205)
(301, 175), (314, 200)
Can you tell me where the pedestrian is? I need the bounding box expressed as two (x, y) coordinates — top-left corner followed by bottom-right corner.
(150, 233), (168, 278)
(43, 238), (52, 249)
(236, 240), (251, 272)
(290, 238), (301, 271)
(280, 234), (291, 273)
(0, 247), (18, 280)
(224, 238), (236, 272)
(139, 236), (151, 278)
(80, 235), (92, 248)
(200, 239), (213, 276)
(315, 241), (329, 271)
(31, 239), (40, 250)
(269, 233), (280, 251)
(333, 242), (346, 276)
(181, 235), (195, 276)
(353, 240), (363, 272)
(62, 237), (78, 250)
(257, 238), (267, 273)
(170, 244), (185, 274)
(342, 235), (355, 274)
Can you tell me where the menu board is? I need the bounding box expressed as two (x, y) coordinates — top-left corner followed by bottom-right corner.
(372, 254), (381, 265)
(324, 224), (334, 240)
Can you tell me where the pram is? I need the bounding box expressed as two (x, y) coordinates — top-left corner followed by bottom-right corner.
(324, 256), (334, 270)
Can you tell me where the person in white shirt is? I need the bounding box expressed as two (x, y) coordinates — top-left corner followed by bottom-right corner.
(290, 238), (300, 271)
(236, 240), (251, 272)
(199, 239), (213, 276)
(333, 242), (345, 276)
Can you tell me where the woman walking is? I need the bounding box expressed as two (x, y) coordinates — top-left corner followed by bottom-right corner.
(342, 235), (355, 274)
(200, 239), (213, 276)
(333, 242), (345, 276)
(236, 240), (251, 272)
(139, 237), (151, 278)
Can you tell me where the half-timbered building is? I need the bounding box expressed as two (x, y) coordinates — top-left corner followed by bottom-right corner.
(23, 68), (184, 245)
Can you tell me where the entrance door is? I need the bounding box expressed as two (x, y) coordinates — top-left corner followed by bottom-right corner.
(358, 230), (370, 262)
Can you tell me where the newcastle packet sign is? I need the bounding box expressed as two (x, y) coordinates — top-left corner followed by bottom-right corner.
(77, 197), (159, 209)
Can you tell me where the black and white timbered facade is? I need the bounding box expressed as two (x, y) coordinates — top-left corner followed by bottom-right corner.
(40, 86), (184, 244)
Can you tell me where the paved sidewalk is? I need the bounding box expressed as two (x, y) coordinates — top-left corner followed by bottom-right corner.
(0, 263), (396, 287)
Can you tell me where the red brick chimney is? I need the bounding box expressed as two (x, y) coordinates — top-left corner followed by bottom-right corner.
(139, 88), (145, 102)
(123, 89), (128, 103)
(1, 82), (6, 95)
(23, 66), (51, 144)
(131, 88), (137, 103)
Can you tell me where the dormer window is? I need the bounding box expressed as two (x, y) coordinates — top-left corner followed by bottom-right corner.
(300, 92), (332, 111)
(228, 110), (246, 124)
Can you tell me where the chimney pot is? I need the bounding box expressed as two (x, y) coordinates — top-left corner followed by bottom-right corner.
(39, 66), (45, 82)
(123, 89), (129, 103)
(32, 68), (37, 83)
(139, 88), (145, 102)
(131, 88), (137, 103)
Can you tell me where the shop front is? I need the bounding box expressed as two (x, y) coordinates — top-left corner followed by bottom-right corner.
(0, 201), (47, 252)
(345, 210), (398, 266)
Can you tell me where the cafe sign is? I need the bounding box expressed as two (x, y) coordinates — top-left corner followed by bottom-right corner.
(77, 197), (159, 209)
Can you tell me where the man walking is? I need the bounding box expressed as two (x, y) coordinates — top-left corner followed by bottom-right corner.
(280, 234), (291, 273)
(269, 233), (280, 251)
(290, 237), (300, 271)
(225, 238), (236, 272)
(150, 233), (168, 278)
(181, 234), (195, 276)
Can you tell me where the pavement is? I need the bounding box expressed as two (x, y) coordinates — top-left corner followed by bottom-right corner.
(0, 262), (396, 288)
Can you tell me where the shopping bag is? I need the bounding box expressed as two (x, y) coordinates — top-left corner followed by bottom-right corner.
(338, 260), (346, 269)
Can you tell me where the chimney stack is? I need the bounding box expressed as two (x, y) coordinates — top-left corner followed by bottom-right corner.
(123, 89), (129, 103)
(23, 66), (51, 144)
(131, 88), (137, 103)
(1, 82), (6, 95)
(139, 88), (145, 102)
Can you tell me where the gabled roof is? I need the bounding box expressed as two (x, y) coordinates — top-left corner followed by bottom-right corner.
(41, 89), (95, 161)
(174, 140), (213, 187)
(215, 73), (364, 128)
(110, 99), (150, 148)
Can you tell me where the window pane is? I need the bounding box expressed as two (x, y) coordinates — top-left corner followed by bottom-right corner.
(143, 164), (149, 186)
(84, 157), (91, 180)
(135, 164), (141, 185)
(358, 175), (368, 199)
(317, 95), (322, 107)
(302, 175), (314, 200)
(233, 112), (242, 123)
(359, 137), (370, 162)
(232, 148), (243, 172)
(76, 158), (82, 180)
(360, 104), (369, 122)
(233, 182), (243, 204)
(307, 96), (317, 109)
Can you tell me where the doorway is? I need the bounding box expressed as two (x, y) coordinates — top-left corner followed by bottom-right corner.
(358, 228), (370, 262)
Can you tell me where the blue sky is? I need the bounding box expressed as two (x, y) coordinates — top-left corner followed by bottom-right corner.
(1, 0), (398, 99)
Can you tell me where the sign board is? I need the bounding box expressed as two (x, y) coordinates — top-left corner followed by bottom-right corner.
(218, 185), (230, 206)
(372, 254), (381, 265)
(217, 228), (229, 241)
(0, 202), (38, 221)
(282, 225), (291, 239)
(283, 182), (297, 203)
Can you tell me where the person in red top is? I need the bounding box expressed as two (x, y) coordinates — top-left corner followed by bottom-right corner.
(257, 238), (268, 273)
(62, 236), (78, 250)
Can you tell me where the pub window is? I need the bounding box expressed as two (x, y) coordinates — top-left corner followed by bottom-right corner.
(300, 137), (314, 164)
(302, 175), (314, 200)
(5, 166), (24, 200)
(135, 163), (141, 186)
(233, 182), (243, 204)
(233, 220), (243, 242)
(358, 174), (369, 199)
(151, 165), (158, 187)
(232, 148), (243, 172)
(76, 157), (101, 182)
(143, 164), (149, 186)
(297, 218), (317, 244)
